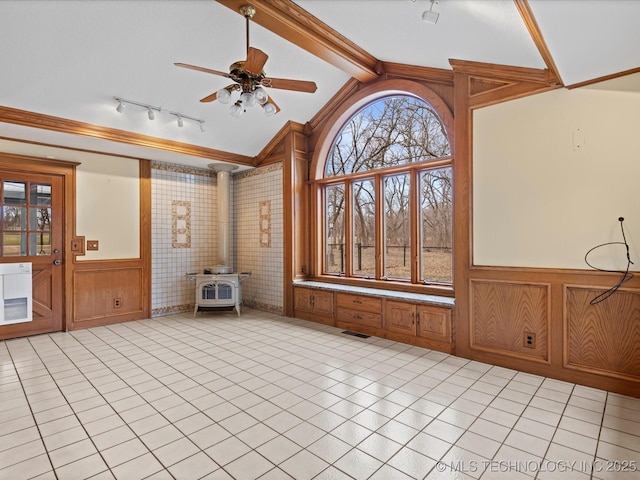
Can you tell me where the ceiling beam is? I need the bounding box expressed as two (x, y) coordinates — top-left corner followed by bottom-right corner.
(513, 0), (563, 86)
(215, 0), (381, 83)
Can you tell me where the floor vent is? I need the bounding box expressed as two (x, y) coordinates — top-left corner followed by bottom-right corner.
(342, 330), (370, 339)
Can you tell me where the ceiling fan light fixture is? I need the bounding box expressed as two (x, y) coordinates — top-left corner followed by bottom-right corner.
(240, 91), (256, 107)
(263, 102), (277, 117)
(217, 87), (232, 104)
(230, 102), (244, 118)
(254, 87), (268, 105)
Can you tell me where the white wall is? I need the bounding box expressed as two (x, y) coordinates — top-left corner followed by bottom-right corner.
(0, 140), (140, 260)
(76, 155), (140, 260)
(473, 87), (640, 271)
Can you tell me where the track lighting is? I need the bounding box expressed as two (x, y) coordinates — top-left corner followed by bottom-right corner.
(113, 97), (205, 132)
(422, 0), (440, 24)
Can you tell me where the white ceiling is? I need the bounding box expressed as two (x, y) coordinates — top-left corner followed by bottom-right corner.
(0, 0), (639, 170)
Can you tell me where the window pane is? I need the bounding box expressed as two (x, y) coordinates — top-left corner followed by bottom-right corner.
(352, 179), (375, 277)
(30, 207), (52, 231)
(30, 183), (52, 206)
(3, 181), (26, 205)
(30, 232), (51, 256)
(2, 206), (26, 230)
(325, 96), (450, 177)
(420, 167), (453, 283)
(3, 233), (26, 256)
(384, 173), (410, 279)
(325, 184), (345, 274)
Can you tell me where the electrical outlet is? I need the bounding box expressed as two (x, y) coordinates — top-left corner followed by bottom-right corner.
(87, 240), (99, 251)
(113, 298), (121, 308)
(524, 332), (536, 349)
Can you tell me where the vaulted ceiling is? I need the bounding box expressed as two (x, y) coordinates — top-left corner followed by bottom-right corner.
(1, 0), (638, 170)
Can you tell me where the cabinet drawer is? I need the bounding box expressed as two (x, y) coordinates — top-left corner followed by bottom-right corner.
(336, 308), (382, 328)
(336, 293), (382, 313)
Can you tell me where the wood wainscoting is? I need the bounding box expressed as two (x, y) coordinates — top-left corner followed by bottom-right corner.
(470, 279), (550, 363)
(71, 259), (148, 330)
(565, 285), (640, 381)
(457, 268), (640, 397)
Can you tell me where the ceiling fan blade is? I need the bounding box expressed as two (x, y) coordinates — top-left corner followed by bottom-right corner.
(200, 91), (219, 103)
(174, 62), (231, 78)
(262, 77), (317, 93)
(244, 47), (269, 75)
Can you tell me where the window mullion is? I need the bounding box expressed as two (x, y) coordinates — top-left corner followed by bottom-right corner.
(344, 179), (353, 276)
(410, 170), (420, 284)
(374, 174), (384, 280)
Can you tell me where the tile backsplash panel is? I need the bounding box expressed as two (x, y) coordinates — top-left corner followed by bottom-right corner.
(151, 161), (284, 316)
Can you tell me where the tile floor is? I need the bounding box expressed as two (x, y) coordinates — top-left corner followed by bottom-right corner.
(1, 309), (639, 480)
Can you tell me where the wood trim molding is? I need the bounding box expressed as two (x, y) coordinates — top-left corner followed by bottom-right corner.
(450, 59), (559, 86)
(0, 106), (254, 167)
(382, 62), (454, 85)
(513, 0), (563, 86)
(566, 66), (640, 89)
(255, 120), (306, 166)
(215, 0), (380, 82)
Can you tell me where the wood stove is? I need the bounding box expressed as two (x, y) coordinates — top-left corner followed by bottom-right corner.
(194, 272), (243, 316)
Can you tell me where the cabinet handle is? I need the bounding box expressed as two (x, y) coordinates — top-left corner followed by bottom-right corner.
(411, 311), (415, 325)
(353, 299), (362, 304)
(416, 312), (420, 325)
(311, 295), (315, 307)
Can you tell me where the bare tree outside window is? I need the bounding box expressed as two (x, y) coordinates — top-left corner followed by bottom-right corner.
(322, 95), (451, 285)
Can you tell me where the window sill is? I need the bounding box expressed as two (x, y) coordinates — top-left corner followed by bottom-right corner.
(293, 280), (455, 308)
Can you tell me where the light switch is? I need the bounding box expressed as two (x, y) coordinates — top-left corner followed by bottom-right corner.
(87, 240), (99, 251)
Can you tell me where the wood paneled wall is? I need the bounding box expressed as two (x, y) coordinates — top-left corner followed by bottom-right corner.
(72, 262), (146, 328)
(470, 280), (550, 363)
(565, 286), (640, 381)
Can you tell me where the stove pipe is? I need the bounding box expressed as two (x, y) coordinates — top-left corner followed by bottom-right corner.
(209, 163), (238, 269)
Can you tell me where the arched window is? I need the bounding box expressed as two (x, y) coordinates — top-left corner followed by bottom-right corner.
(314, 88), (453, 289)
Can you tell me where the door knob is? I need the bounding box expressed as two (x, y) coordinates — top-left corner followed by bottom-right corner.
(53, 259), (62, 265)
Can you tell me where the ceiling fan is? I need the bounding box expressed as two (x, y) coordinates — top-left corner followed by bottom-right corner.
(175, 4), (317, 117)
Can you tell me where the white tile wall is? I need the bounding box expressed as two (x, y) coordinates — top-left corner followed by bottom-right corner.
(234, 163), (284, 314)
(151, 161), (284, 316)
(151, 163), (217, 315)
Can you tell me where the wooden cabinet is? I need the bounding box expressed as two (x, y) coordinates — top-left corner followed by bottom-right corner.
(294, 287), (334, 325)
(416, 304), (452, 343)
(294, 284), (453, 354)
(336, 293), (383, 332)
(386, 300), (417, 335)
(385, 300), (453, 352)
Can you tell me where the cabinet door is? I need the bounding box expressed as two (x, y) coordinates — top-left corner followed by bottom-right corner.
(386, 301), (416, 335)
(294, 287), (314, 313)
(416, 305), (451, 342)
(313, 290), (334, 317)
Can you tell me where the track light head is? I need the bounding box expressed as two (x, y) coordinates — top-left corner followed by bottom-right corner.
(177, 115), (184, 127)
(147, 107), (155, 120)
(199, 121), (206, 132)
(422, 0), (440, 24)
(116, 99), (124, 113)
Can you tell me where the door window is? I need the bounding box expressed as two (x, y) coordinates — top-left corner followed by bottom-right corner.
(2, 181), (52, 257)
